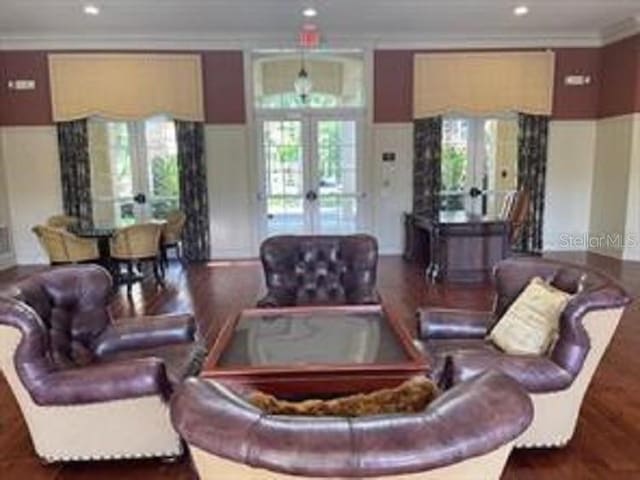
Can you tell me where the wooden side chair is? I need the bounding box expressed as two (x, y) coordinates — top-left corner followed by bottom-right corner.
(32, 225), (100, 265)
(109, 223), (164, 296)
(46, 215), (79, 231)
(501, 188), (531, 247)
(161, 210), (187, 267)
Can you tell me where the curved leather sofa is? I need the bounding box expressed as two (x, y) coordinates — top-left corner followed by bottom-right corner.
(257, 234), (379, 307)
(171, 371), (533, 479)
(0, 265), (206, 462)
(417, 256), (632, 448)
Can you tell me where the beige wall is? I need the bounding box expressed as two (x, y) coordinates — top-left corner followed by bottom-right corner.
(589, 115), (635, 258)
(206, 125), (255, 259)
(544, 120), (596, 251)
(0, 131), (15, 269)
(371, 123), (413, 253)
(623, 114), (640, 260)
(2, 126), (63, 265)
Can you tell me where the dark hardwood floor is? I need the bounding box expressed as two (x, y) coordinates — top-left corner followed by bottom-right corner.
(0, 253), (639, 479)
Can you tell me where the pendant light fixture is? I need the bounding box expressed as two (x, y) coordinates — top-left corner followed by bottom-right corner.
(294, 51), (313, 104)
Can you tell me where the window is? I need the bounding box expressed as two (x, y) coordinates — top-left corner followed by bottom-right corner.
(253, 54), (365, 110)
(88, 117), (179, 228)
(441, 116), (518, 216)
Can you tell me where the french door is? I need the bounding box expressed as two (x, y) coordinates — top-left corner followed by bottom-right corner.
(441, 116), (518, 216)
(89, 117), (180, 228)
(257, 111), (364, 238)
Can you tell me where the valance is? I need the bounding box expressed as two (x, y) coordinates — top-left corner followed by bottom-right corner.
(49, 54), (204, 122)
(413, 51), (555, 118)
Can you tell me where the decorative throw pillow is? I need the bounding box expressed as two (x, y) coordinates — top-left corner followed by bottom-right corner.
(248, 376), (439, 417)
(489, 276), (572, 355)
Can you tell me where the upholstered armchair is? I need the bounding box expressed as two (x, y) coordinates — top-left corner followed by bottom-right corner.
(161, 210), (187, 266)
(32, 225), (100, 265)
(171, 371), (532, 480)
(417, 256), (631, 448)
(257, 234), (379, 307)
(0, 266), (206, 462)
(110, 223), (164, 294)
(46, 214), (79, 230)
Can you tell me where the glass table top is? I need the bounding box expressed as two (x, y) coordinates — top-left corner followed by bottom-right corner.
(217, 310), (410, 368)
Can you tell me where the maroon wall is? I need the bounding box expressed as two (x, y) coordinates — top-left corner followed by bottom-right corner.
(202, 51), (246, 124)
(0, 51), (52, 126)
(599, 33), (640, 118)
(0, 50), (246, 126)
(373, 50), (414, 123)
(552, 48), (602, 120)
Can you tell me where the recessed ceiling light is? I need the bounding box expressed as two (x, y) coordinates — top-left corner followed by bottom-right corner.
(303, 7), (318, 18)
(513, 5), (529, 17)
(84, 4), (100, 16)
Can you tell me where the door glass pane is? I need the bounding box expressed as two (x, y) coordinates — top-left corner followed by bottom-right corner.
(441, 119), (469, 212)
(145, 117), (179, 219)
(263, 120), (305, 235)
(316, 120), (358, 234)
(483, 118), (518, 216)
(89, 120), (136, 228)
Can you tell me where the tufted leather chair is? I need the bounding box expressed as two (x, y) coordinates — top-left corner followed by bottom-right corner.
(171, 371), (533, 480)
(0, 265), (206, 463)
(257, 234), (379, 307)
(417, 256), (631, 448)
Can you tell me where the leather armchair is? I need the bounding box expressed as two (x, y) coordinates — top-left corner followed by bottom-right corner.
(171, 371), (533, 480)
(257, 234), (379, 307)
(0, 265), (206, 462)
(417, 256), (631, 448)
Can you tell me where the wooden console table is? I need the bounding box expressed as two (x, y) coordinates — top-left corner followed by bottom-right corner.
(405, 211), (510, 283)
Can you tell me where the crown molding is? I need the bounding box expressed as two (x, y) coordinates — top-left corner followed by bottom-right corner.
(0, 29), (606, 51)
(601, 15), (640, 45)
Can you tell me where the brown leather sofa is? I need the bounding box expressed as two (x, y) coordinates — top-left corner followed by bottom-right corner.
(171, 371), (533, 480)
(417, 256), (631, 448)
(257, 234), (379, 307)
(0, 265), (206, 462)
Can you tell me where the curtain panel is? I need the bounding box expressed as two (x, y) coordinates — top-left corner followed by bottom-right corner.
(57, 120), (93, 228)
(49, 54), (204, 122)
(413, 117), (443, 219)
(413, 51), (555, 118)
(516, 113), (549, 253)
(175, 121), (210, 262)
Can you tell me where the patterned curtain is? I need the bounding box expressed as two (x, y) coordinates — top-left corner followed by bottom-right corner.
(175, 120), (210, 262)
(413, 117), (443, 219)
(57, 119), (93, 228)
(516, 113), (549, 253)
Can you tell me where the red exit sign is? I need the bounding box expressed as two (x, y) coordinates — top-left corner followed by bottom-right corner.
(299, 23), (320, 48)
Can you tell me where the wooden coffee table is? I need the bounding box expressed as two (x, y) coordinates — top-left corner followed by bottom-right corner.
(201, 304), (428, 397)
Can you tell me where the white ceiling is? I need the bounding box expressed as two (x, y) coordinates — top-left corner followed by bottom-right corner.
(0, 0), (638, 48)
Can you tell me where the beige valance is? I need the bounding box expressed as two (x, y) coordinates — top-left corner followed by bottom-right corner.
(413, 51), (555, 118)
(49, 54), (204, 122)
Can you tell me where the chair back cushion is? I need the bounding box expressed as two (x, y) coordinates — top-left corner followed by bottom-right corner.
(0, 266), (112, 373)
(111, 223), (162, 259)
(32, 226), (69, 263)
(259, 234), (378, 306)
(163, 210), (187, 245)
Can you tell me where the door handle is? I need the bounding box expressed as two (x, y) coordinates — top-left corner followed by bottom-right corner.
(469, 187), (483, 198)
(305, 190), (318, 202)
(133, 193), (147, 204)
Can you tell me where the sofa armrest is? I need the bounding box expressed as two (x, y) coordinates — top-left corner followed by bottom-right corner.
(93, 314), (197, 357)
(448, 350), (574, 393)
(28, 358), (171, 406)
(417, 308), (493, 340)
